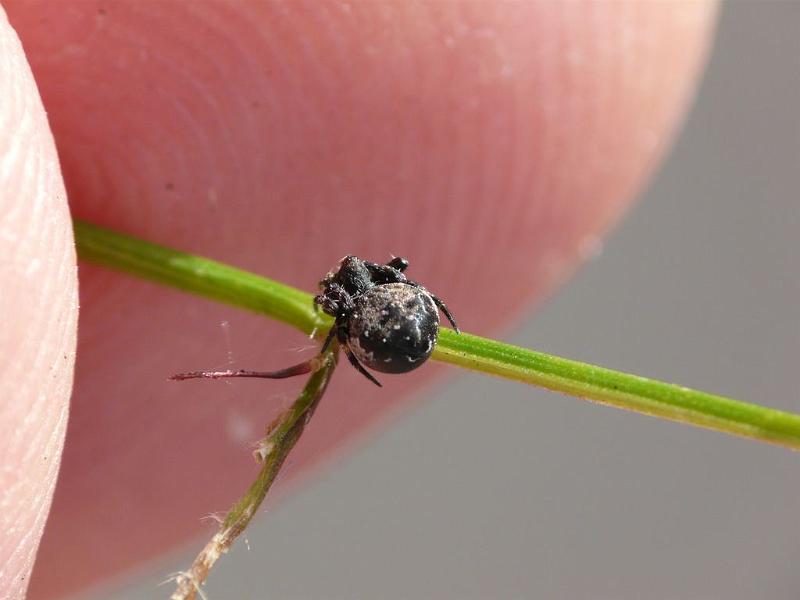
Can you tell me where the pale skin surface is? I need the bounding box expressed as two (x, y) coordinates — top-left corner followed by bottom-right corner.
(0, 2), (717, 598)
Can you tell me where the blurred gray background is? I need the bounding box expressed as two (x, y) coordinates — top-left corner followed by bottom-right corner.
(109, 4), (799, 599)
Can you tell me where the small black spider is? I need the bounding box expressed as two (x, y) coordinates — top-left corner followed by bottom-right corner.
(171, 256), (459, 387)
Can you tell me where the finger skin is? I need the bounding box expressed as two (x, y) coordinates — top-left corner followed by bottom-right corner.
(5, 2), (716, 597)
(0, 9), (77, 600)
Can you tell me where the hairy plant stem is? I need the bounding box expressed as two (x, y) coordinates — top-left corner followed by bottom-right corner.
(74, 220), (800, 450)
(169, 347), (338, 600)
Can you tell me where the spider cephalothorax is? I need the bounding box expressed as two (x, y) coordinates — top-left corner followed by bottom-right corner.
(171, 256), (458, 387)
(313, 255), (459, 386)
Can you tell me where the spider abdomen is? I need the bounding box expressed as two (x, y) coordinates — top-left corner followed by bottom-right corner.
(348, 283), (440, 374)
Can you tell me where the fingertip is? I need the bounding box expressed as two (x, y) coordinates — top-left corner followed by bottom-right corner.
(0, 7), (77, 599)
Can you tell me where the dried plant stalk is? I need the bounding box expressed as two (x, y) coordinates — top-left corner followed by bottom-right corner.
(170, 348), (338, 600)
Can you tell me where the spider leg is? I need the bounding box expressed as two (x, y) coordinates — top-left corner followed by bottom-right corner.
(363, 259), (408, 284)
(342, 347), (382, 387)
(319, 324), (338, 353)
(337, 327), (382, 387)
(386, 256), (409, 272)
(431, 294), (460, 334)
(404, 279), (460, 334)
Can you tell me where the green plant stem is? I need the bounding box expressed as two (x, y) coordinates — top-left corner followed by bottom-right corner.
(74, 220), (800, 450)
(170, 347), (338, 600)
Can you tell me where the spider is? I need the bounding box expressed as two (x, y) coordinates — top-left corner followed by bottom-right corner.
(171, 255), (459, 387)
